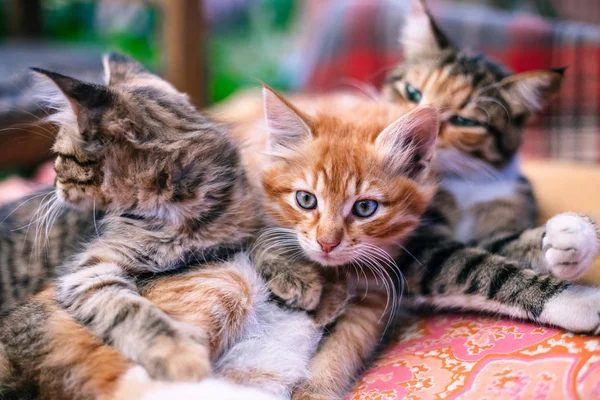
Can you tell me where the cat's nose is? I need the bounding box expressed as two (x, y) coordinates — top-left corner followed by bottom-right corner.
(318, 237), (341, 253)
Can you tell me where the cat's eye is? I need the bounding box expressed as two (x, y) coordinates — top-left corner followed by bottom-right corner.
(352, 200), (378, 218)
(449, 116), (483, 128)
(405, 83), (422, 103)
(296, 191), (318, 210)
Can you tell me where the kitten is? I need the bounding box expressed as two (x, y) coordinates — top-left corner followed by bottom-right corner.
(230, 87), (442, 400)
(0, 55), (320, 400)
(382, 0), (599, 281)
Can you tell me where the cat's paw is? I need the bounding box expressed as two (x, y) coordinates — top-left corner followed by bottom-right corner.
(269, 264), (323, 311)
(539, 285), (600, 334)
(141, 335), (211, 381)
(542, 213), (599, 281)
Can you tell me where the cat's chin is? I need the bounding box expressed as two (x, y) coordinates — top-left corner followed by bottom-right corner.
(304, 251), (352, 267)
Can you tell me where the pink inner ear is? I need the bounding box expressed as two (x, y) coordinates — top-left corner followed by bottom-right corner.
(377, 107), (439, 176)
(262, 86), (312, 156)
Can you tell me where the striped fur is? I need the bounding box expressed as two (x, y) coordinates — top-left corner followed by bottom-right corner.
(381, 0), (599, 281)
(0, 54), (324, 399)
(0, 187), (99, 313)
(0, 254), (319, 400)
(34, 54), (264, 382)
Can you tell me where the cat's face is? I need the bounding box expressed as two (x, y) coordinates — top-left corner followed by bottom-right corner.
(382, 0), (563, 172)
(260, 88), (438, 266)
(36, 53), (239, 223)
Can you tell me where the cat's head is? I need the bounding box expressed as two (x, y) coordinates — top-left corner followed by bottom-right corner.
(260, 87), (439, 266)
(34, 53), (240, 224)
(382, 0), (564, 173)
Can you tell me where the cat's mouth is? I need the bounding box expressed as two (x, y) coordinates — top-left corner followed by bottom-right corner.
(301, 245), (355, 267)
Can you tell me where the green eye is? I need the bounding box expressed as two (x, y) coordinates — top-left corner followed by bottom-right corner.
(405, 83), (422, 103)
(296, 191), (317, 210)
(449, 116), (482, 128)
(352, 200), (378, 218)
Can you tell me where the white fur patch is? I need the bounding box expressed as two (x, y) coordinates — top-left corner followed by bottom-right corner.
(441, 178), (519, 211)
(540, 285), (600, 334)
(543, 213), (599, 281)
(144, 379), (279, 400)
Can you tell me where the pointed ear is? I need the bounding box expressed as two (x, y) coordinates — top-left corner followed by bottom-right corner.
(32, 68), (113, 116)
(262, 84), (312, 158)
(102, 52), (149, 85)
(376, 106), (439, 178)
(401, 0), (453, 60)
(498, 68), (565, 117)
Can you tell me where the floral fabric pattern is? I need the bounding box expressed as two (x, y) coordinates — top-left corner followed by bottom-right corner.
(349, 315), (600, 400)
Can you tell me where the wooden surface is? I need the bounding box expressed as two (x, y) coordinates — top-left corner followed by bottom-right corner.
(162, 0), (206, 106)
(0, 123), (55, 170)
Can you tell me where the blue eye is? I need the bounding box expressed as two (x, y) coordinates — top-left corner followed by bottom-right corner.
(352, 200), (378, 218)
(296, 191), (317, 210)
(449, 116), (482, 128)
(405, 83), (422, 103)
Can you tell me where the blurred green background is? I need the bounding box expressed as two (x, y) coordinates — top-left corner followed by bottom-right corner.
(0, 0), (299, 103)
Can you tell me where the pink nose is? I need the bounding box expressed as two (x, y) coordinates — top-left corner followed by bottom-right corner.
(317, 238), (341, 253)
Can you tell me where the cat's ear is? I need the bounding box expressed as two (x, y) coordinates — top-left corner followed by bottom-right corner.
(262, 84), (313, 158)
(498, 68), (565, 118)
(376, 106), (439, 178)
(31, 67), (113, 121)
(401, 0), (453, 60)
(102, 52), (149, 85)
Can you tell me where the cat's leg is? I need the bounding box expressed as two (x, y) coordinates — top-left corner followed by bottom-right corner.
(456, 177), (598, 280)
(292, 290), (388, 400)
(57, 256), (213, 382)
(0, 256), (265, 398)
(402, 227), (600, 334)
(472, 210), (598, 281)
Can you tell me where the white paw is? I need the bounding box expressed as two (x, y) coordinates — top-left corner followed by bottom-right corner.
(540, 285), (600, 334)
(141, 378), (280, 400)
(543, 213), (599, 281)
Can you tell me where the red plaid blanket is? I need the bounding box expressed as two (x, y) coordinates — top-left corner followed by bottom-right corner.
(293, 0), (600, 163)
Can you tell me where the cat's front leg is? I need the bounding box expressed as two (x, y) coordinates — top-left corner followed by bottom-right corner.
(292, 290), (387, 400)
(402, 230), (600, 334)
(254, 247), (324, 311)
(57, 256), (211, 381)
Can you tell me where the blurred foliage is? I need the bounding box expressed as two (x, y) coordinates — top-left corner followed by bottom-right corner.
(210, 0), (299, 102)
(0, 0), (298, 102)
(40, 0), (160, 68)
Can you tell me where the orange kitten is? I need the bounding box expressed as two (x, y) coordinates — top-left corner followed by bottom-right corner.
(230, 87), (439, 399)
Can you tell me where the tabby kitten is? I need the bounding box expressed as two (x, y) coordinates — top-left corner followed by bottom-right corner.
(0, 55), (319, 400)
(382, 0), (599, 280)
